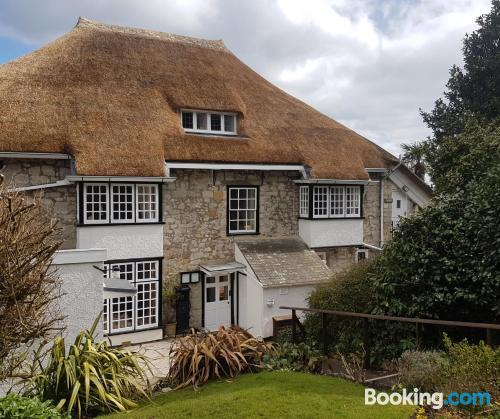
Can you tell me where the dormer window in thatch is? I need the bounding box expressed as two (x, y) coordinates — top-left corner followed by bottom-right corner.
(181, 110), (237, 135)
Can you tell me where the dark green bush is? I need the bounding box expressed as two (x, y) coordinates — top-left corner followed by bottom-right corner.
(263, 342), (323, 373)
(305, 261), (416, 365)
(0, 394), (68, 419)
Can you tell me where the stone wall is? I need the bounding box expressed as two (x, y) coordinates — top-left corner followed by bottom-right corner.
(363, 178), (394, 247)
(162, 169), (300, 327)
(0, 159), (77, 249)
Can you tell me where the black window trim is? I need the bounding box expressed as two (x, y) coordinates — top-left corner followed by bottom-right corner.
(226, 185), (260, 236)
(103, 256), (163, 336)
(298, 184), (364, 220)
(78, 181), (163, 226)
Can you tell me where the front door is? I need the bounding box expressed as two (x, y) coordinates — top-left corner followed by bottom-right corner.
(204, 274), (231, 331)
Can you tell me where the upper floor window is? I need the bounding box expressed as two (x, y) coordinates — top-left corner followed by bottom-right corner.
(227, 186), (258, 234)
(299, 185), (362, 219)
(81, 183), (160, 225)
(181, 110), (237, 135)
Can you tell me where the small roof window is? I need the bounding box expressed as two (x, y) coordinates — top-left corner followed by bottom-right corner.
(181, 110), (237, 135)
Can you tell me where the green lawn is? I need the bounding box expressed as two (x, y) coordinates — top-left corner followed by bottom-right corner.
(101, 371), (413, 419)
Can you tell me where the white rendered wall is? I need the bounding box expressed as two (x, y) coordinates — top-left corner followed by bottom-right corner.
(235, 245), (264, 338)
(262, 285), (316, 338)
(52, 249), (106, 345)
(299, 219), (363, 248)
(76, 224), (163, 260)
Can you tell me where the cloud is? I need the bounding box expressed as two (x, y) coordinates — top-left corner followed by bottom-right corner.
(0, 0), (492, 154)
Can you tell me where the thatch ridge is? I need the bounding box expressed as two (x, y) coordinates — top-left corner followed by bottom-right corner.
(0, 18), (397, 179)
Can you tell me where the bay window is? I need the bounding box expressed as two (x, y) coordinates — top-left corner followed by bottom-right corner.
(103, 259), (161, 334)
(299, 185), (362, 219)
(80, 182), (160, 225)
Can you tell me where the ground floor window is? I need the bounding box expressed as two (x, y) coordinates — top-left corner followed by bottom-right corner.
(103, 259), (162, 335)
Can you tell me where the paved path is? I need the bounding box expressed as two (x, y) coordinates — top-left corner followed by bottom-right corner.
(126, 339), (174, 387)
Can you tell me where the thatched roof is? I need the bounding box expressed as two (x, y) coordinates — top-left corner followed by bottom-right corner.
(0, 18), (397, 179)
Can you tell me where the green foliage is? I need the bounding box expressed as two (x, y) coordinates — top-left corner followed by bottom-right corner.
(421, 1), (500, 141)
(305, 262), (416, 364)
(370, 150), (500, 324)
(32, 319), (149, 418)
(0, 394), (68, 419)
(263, 342), (323, 373)
(439, 335), (500, 401)
(398, 350), (446, 391)
(168, 326), (273, 389)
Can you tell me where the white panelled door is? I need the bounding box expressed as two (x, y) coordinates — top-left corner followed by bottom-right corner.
(204, 275), (231, 331)
(391, 188), (408, 228)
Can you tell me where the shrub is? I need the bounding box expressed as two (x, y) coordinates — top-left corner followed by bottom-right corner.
(168, 326), (273, 389)
(0, 394), (68, 419)
(305, 261), (415, 365)
(439, 336), (500, 402)
(398, 350), (447, 391)
(263, 342), (323, 373)
(32, 319), (149, 418)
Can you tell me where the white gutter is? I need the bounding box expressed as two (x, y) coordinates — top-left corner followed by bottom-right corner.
(0, 152), (71, 160)
(362, 242), (383, 251)
(66, 175), (176, 183)
(8, 179), (71, 192)
(380, 176), (385, 246)
(294, 179), (369, 185)
(165, 162), (308, 179)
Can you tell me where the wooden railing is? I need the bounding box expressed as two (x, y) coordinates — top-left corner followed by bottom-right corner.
(280, 306), (500, 368)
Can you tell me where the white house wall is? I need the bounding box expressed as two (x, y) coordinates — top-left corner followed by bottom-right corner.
(76, 224), (163, 260)
(299, 218), (363, 248)
(52, 248), (106, 344)
(262, 285), (316, 338)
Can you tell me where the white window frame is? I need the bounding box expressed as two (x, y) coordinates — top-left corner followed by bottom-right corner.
(228, 186), (258, 234)
(136, 184), (159, 223)
(110, 183), (135, 223)
(83, 183), (109, 224)
(82, 182), (160, 225)
(103, 259), (160, 334)
(355, 248), (369, 263)
(309, 185), (361, 219)
(330, 186), (345, 218)
(181, 110), (237, 135)
(299, 185), (309, 217)
(313, 186), (329, 218)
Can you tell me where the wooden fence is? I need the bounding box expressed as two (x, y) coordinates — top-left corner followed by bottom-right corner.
(279, 306), (500, 368)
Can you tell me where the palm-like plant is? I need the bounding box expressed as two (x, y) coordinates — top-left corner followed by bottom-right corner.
(401, 141), (428, 179)
(32, 317), (150, 417)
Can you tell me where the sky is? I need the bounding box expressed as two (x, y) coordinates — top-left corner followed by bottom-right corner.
(0, 0), (492, 155)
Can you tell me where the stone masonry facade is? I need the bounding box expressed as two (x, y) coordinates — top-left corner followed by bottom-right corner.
(0, 159), (77, 249)
(162, 169), (300, 327)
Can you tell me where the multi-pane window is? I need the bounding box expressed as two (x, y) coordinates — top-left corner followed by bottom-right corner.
(111, 184), (134, 222)
(299, 186), (309, 217)
(84, 184), (109, 223)
(228, 187), (258, 234)
(313, 186), (329, 218)
(346, 186), (361, 216)
(330, 186), (345, 217)
(81, 183), (160, 225)
(181, 110), (237, 135)
(103, 259), (160, 334)
(136, 185), (159, 222)
(300, 185), (361, 219)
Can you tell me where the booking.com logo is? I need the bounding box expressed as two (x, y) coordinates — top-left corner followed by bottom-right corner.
(365, 388), (491, 410)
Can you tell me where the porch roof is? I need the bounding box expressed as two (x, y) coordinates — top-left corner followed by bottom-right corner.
(200, 261), (246, 276)
(236, 237), (332, 288)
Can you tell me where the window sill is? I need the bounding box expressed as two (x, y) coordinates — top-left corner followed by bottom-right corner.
(78, 222), (165, 227)
(227, 231), (260, 236)
(185, 132), (249, 140)
(104, 325), (162, 337)
(298, 217), (365, 220)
